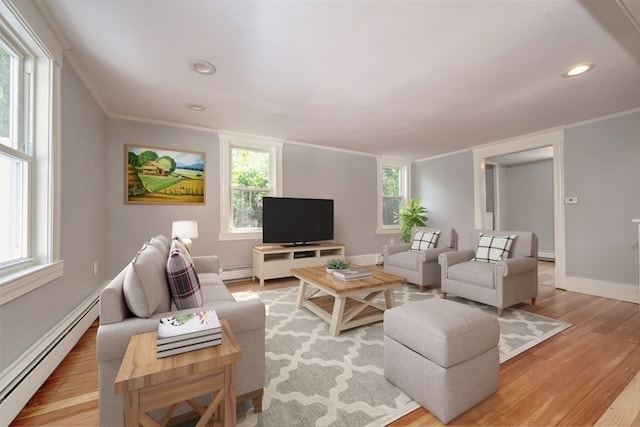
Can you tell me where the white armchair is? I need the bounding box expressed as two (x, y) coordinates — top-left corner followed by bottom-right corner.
(383, 227), (457, 291)
(438, 230), (538, 316)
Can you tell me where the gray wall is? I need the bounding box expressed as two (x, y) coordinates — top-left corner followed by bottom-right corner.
(504, 159), (554, 253)
(0, 64), (109, 372)
(283, 144), (393, 257)
(414, 110), (640, 292)
(106, 124), (398, 276)
(413, 151), (475, 249)
(564, 110), (640, 285)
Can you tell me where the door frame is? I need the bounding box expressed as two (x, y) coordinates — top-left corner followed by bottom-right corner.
(472, 129), (565, 289)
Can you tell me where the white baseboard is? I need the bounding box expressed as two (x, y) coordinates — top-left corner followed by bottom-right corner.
(538, 250), (555, 261)
(0, 287), (101, 426)
(564, 276), (639, 305)
(346, 253), (383, 266)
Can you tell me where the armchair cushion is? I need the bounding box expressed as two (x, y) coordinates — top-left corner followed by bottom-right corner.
(166, 246), (203, 310)
(473, 232), (516, 263)
(410, 230), (440, 252)
(447, 261), (496, 289)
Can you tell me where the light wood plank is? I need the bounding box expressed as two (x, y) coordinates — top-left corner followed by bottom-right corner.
(10, 262), (640, 427)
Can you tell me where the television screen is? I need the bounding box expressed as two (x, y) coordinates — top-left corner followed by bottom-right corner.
(262, 197), (334, 245)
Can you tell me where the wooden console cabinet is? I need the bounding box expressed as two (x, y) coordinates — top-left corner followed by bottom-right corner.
(252, 243), (345, 287)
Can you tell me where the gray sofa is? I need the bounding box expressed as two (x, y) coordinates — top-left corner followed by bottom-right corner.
(97, 235), (265, 426)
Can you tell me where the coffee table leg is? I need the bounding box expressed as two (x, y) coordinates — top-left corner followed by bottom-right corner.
(296, 279), (307, 309)
(330, 296), (346, 336)
(384, 288), (396, 309)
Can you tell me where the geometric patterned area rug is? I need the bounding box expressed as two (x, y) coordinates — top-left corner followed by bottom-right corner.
(234, 284), (571, 427)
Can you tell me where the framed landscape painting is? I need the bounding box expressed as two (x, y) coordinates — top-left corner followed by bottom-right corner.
(125, 144), (206, 205)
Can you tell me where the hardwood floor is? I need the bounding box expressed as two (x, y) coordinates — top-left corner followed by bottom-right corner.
(10, 265), (640, 426)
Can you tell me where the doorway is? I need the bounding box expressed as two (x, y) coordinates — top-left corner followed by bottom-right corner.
(473, 130), (565, 289)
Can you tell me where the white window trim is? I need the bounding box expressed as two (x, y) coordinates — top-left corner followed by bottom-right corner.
(0, 1), (63, 305)
(377, 157), (411, 234)
(218, 133), (283, 241)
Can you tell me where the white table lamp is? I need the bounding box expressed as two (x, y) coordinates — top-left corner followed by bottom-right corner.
(172, 220), (198, 253)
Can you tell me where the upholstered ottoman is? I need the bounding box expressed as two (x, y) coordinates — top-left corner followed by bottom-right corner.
(383, 298), (499, 424)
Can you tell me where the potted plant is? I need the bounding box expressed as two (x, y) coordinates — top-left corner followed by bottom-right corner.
(394, 197), (428, 242)
(325, 259), (351, 273)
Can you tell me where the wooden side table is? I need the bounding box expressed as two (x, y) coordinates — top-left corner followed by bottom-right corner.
(115, 318), (241, 427)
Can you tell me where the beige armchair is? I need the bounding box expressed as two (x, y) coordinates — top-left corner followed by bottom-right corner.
(438, 230), (538, 316)
(383, 227), (457, 291)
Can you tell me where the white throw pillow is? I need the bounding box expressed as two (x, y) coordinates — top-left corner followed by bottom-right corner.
(473, 233), (516, 263)
(410, 230), (440, 251)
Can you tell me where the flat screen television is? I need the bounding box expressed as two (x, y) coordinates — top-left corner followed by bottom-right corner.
(262, 197), (334, 245)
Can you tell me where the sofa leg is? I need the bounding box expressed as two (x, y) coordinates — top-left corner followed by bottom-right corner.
(418, 285), (425, 292)
(532, 297), (537, 305)
(252, 392), (263, 413)
(497, 308), (504, 317)
(238, 389), (264, 413)
(441, 292), (447, 299)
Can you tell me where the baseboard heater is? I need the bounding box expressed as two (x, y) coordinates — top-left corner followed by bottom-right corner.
(220, 265), (253, 282)
(0, 287), (101, 426)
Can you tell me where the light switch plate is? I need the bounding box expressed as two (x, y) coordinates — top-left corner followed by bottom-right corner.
(565, 196), (578, 204)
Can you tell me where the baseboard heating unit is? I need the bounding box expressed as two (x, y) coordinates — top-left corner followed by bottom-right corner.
(0, 287), (101, 426)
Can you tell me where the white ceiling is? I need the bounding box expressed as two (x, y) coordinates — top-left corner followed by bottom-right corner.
(36, 0), (640, 161)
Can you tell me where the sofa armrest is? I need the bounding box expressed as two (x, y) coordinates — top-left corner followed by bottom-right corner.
(97, 317), (160, 361)
(383, 243), (411, 258)
(438, 249), (475, 267)
(496, 257), (537, 277)
(207, 299), (266, 335)
(192, 255), (219, 274)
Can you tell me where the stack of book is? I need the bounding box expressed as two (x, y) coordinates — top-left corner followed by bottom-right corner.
(156, 309), (222, 358)
(332, 268), (373, 281)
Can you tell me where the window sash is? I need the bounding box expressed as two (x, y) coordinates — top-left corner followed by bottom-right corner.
(377, 158), (411, 233)
(219, 134), (283, 241)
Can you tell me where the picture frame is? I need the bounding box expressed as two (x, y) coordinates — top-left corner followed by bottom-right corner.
(125, 144), (206, 205)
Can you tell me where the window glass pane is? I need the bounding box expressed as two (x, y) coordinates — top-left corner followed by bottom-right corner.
(231, 147), (269, 189)
(0, 152), (25, 263)
(232, 189), (268, 229)
(383, 167), (400, 196)
(382, 196), (401, 226)
(0, 44), (15, 150)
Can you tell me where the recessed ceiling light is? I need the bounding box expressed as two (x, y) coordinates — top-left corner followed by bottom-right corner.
(188, 59), (216, 75)
(562, 62), (595, 78)
(185, 102), (206, 112)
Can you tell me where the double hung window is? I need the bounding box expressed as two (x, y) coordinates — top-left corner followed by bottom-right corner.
(219, 134), (282, 240)
(0, 3), (62, 304)
(377, 158), (410, 233)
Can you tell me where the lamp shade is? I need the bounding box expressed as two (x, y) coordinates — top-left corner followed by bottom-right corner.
(172, 221), (198, 239)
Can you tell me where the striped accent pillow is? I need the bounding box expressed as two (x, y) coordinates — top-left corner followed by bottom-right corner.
(410, 230), (440, 252)
(473, 233), (516, 263)
(166, 246), (203, 310)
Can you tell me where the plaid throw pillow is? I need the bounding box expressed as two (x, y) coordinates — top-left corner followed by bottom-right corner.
(473, 233), (516, 263)
(166, 246), (203, 310)
(410, 230), (440, 252)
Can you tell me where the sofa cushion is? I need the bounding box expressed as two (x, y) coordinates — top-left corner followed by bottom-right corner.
(410, 230), (439, 251)
(123, 244), (171, 318)
(167, 246), (203, 310)
(148, 235), (170, 259)
(473, 232), (516, 263)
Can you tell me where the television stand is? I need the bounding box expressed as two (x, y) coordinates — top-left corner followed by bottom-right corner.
(252, 243), (345, 287)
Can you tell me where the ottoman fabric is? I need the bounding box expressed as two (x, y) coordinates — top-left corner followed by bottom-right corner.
(384, 297), (500, 424)
(384, 297), (499, 367)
